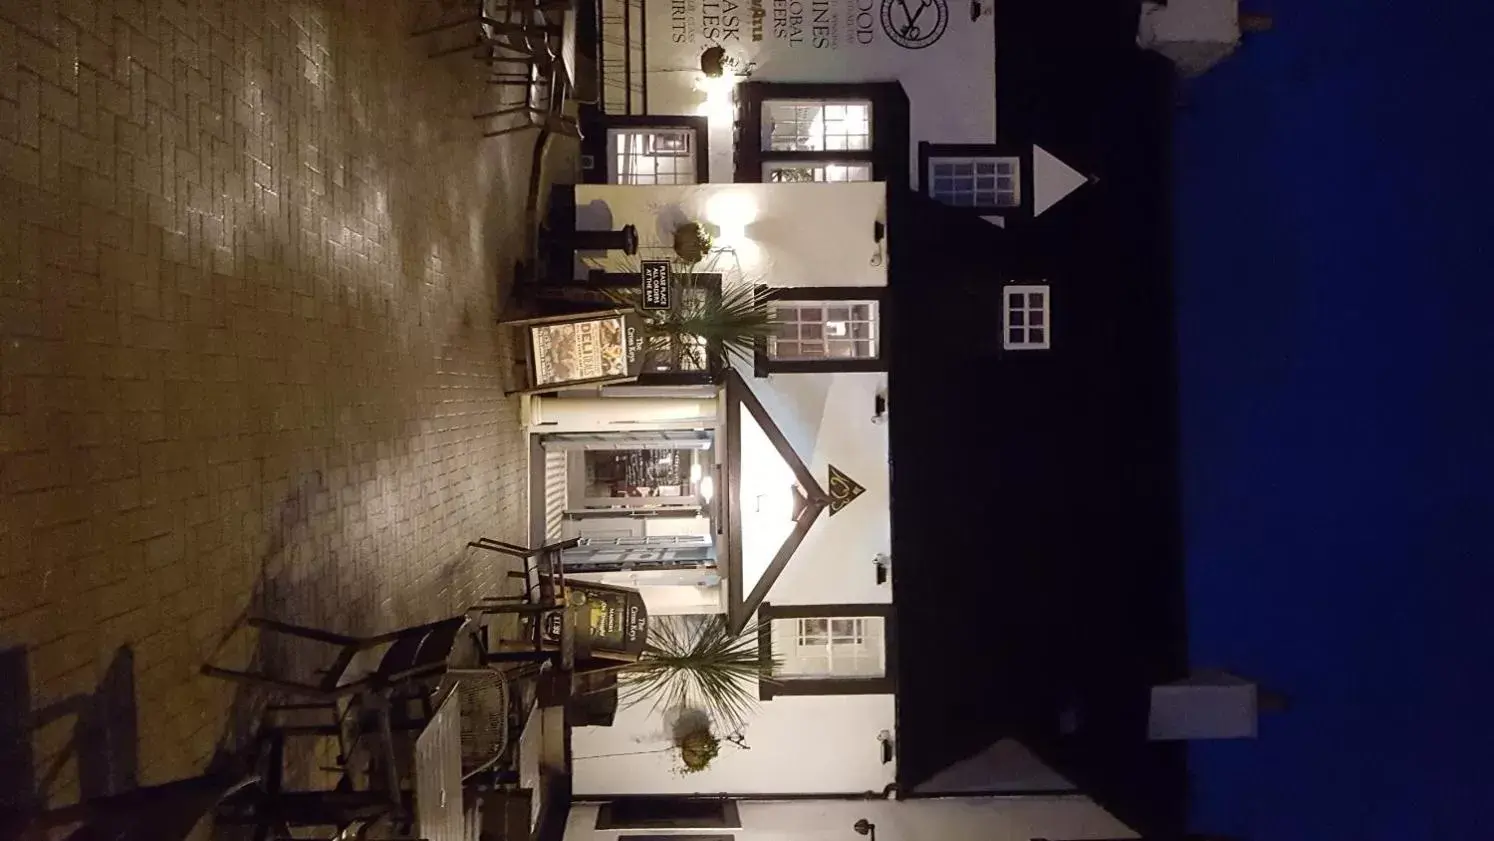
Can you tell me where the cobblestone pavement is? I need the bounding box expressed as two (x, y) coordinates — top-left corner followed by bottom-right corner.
(0, 0), (538, 813)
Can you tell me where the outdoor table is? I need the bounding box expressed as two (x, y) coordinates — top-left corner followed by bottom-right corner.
(414, 690), (469, 841)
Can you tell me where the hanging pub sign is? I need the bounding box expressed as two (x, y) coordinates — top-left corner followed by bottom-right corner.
(513, 308), (649, 392)
(827, 463), (866, 516)
(640, 260), (672, 311)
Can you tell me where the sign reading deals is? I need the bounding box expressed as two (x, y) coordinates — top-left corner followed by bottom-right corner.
(529, 310), (649, 388)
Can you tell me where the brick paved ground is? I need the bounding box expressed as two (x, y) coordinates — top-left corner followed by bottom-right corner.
(0, 0), (540, 815)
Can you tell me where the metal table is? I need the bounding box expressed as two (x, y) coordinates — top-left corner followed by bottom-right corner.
(414, 691), (469, 841)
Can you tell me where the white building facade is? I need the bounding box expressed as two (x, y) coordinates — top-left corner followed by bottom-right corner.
(525, 0), (1148, 838)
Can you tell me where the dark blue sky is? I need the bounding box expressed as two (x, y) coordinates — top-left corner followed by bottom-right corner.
(1176, 0), (1494, 838)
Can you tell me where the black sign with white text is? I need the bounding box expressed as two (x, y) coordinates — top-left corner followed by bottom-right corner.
(641, 260), (672, 310)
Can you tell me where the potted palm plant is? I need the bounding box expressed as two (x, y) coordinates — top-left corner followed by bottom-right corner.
(573, 616), (771, 776)
(608, 274), (774, 376)
(617, 615), (768, 731)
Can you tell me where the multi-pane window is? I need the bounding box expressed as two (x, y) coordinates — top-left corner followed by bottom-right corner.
(928, 157), (1020, 208)
(772, 617), (885, 678)
(769, 301), (878, 361)
(763, 162), (873, 183)
(1003, 285), (1050, 350)
(762, 101), (872, 152)
(610, 129), (697, 185)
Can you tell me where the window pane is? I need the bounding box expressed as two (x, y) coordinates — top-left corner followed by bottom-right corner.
(929, 157), (1021, 208)
(1003, 285), (1050, 350)
(774, 616), (885, 679)
(612, 129), (698, 185)
(769, 300), (879, 361)
(763, 100), (872, 152)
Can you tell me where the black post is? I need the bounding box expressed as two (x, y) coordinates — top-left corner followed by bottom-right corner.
(569, 224), (639, 255)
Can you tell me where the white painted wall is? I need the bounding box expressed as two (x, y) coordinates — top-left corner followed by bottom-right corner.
(643, 1), (997, 183)
(573, 182), (888, 288)
(741, 367), (891, 605)
(564, 796), (1135, 841)
(572, 693), (895, 795)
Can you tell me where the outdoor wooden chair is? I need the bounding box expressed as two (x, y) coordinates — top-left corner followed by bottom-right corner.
(468, 536), (579, 602)
(473, 56), (581, 140)
(413, 0), (562, 61)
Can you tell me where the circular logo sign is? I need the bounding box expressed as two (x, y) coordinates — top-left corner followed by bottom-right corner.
(880, 0), (950, 49)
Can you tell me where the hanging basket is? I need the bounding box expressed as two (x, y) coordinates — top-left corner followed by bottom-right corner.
(700, 46), (728, 78)
(675, 727), (722, 774)
(672, 222), (714, 265)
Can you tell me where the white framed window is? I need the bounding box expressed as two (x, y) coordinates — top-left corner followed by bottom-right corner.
(609, 128), (697, 185)
(763, 161), (873, 183)
(768, 300), (878, 361)
(772, 616), (886, 678)
(762, 100), (872, 152)
(928, 157), (1020, 208)
(1003, 285), (1050, 350)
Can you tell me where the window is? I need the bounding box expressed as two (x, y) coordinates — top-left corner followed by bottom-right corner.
(928, 157), (1020, 208)
(769, 301), (878, 361)
(764, 162), (873, 183)
(763, 101), (872, 151)
(773, 616), (886, 678)
(1003, 285), (1050, 350)
(610, 128), (697, 185)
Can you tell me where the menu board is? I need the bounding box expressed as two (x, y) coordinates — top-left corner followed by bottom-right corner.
(528, 310), (648, 388)
(542, 582), (650, 662)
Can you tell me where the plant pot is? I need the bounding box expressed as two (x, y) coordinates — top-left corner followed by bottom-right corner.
(672, 223), (713, 264)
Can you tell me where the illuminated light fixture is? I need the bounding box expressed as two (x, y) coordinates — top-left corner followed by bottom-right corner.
(695, 72), (738, 122)
(704, 191), (758, 247)
(690, 462), (703, 482)
(699, 475), (715, 502)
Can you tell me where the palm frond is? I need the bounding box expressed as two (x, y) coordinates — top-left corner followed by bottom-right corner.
(617, 615), (770, 731)
(607, 279), (774, 370)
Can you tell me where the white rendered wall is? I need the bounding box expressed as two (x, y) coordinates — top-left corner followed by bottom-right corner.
(572, 693), (895, 795)
(573, 182), (888, 289)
